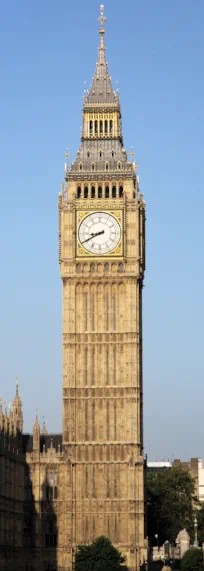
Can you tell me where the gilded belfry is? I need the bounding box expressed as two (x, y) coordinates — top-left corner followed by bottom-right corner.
(58, 5), (147, 570)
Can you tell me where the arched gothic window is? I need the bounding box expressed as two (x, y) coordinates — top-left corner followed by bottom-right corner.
(90, 121), (93, 135)
(105, 120), (108, 134)
(84, 186), (88, 199)
(77, 186), (81, 199)
(98, 186), (102, 198)
(91, 186), (95, 198)
(119, 185), (123, 197)
(105, 186), (109, 198)
(94, 120), (98, 134)
(112, 186), (116, 198)
(100, 120), (103, 134)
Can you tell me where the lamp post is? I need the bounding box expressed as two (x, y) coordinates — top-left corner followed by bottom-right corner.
(194, 516), (198, 548)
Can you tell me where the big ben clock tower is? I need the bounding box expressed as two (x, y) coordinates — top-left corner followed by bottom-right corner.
(58, 5), (147, 570)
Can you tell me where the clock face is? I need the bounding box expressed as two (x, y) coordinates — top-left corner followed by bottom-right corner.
(78, 211), (121, 255)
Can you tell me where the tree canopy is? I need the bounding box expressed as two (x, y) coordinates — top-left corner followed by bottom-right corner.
(181, 548), (203, 571)
(75, 535), (129, 571)
(147, 467), (195, 544)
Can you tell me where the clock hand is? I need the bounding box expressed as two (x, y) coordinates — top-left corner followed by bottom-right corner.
(82, 230), (104, 244)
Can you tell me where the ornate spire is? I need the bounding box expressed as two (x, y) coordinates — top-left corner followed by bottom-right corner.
(85, 5), (118, 105)
(33, 409), (40, 451)
(97, 4), (107, 55)
(16, 376), (19, 396)
(41, 416), (48, 435)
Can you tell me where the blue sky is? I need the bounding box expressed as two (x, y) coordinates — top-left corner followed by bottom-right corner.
(0, 0), (204, 460)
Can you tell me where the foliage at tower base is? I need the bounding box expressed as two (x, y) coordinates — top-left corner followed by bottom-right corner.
(147, 467), (195, 544)
(181, 548), (203, 571)
(75, 536), (129, 571)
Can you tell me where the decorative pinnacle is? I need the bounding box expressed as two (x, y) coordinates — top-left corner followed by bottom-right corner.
(98, 5), (107, 30)
(16, 376), (19, 395)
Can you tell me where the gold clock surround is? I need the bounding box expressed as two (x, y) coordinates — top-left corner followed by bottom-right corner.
(76, 209), (124, 258)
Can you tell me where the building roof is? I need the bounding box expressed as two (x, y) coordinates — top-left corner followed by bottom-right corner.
(147, 462), (172, 468)
(22, 433), (62, 453)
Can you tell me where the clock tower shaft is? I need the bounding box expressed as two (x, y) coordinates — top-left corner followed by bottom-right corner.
(58, 6), (147, 570)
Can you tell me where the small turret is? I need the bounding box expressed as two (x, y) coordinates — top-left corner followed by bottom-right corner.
(33, 410), (40, 452)
(41, 416), (47, 436)
(12, 377), (23, 432)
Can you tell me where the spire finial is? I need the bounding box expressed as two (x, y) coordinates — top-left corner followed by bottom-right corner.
(16, 376), (19, 396)
(98, 5), (107, 30)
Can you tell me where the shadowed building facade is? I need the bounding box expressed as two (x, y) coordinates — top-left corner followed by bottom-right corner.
(0, 6), (147, 571)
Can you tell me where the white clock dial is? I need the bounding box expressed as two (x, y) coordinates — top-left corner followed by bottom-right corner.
(78, 212), (121, 255)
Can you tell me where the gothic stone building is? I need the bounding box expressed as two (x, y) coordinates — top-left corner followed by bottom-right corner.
(0, 6), (147, 571)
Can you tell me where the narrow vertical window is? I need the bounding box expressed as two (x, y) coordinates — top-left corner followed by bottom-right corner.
(85, 516), (89, 542)
(93, 466), (96, 498)
(114, 400), (117, 440)
(85, 401), (88, 440)
(84, 186), (88, 199)
(95, 120), (98, 134)
(105, 185), (109, 198)
(107, 516), (110, 538)
(113, 293), (117, 331)
(110, 120), (113, 134)
(106, 465), (110, 498)
(119, 185), (123, 197)
(106, 292), (109, 330)
(93, 516), (96, 535)
(106, 348), (109, 385)
(91, 293), (95, 331)
(105, 120), (108, 134)
(92, 349), (95, 386)
(113, 347), (116, 385)
(77, 186), (81, 199)
(114, 465), (117, 497)
(112, 185), (116, 198)
(85, 347), (88, 385)
(106, 401), (110, 441)
(91, 186), (95, 198)
(114, 516), (118, 543)
(90, 120), (93, 134)
(92, 401), (95, 440)
(85, 466), (88, 497)
(100, 120), (103, 134)
(85, 293), (88, 331)
(98, 186), (102, 198)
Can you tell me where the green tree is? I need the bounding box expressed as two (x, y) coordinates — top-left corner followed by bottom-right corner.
(181, 547), (203, 571)
(196, 504), (204, 543)
(147, 468), (195, 544)
(75, 535), (129, 571)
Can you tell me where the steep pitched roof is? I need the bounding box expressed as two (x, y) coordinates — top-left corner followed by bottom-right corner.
(85, 6), (118, 106)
